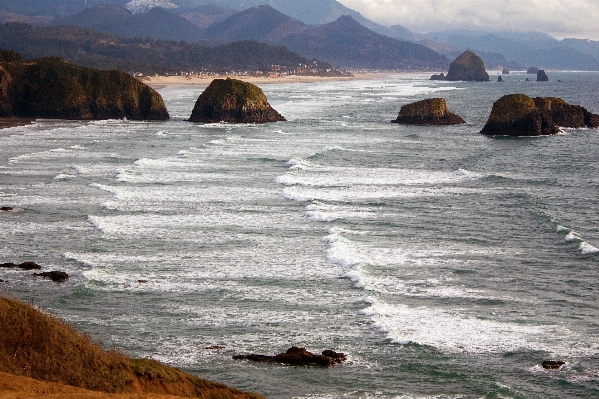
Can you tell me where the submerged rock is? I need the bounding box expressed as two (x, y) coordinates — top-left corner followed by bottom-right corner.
(480, 94), (599, 136)
(233, 346), (346, 367)
(537, 70), (549, 81)
(0, 50), (169, 120)
(188, 78), (285, 123)
(542, 360), (565, 370)
(391, 98), (465, 125)
(445, 50), (489, 82)
(33, 271), (69, 282)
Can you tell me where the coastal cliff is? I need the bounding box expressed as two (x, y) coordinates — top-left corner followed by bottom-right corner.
(0, 50), (169, 120)
(188, 78), (285, 123)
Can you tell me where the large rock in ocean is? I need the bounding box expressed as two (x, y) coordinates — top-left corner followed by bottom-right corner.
(445, 50), (489, 82)
(0, 51), (169, 120)
(188, 78), (285, 123)
(391, 98), (465, 125)
(480, 94), (599, 136)
(536, 70), (549, 81)
(527, 66), (540, 74)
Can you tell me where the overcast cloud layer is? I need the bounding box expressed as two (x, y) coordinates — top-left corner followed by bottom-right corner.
(338, 0), (599, 39)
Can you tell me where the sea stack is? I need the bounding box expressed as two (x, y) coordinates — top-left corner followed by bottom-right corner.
(188, 78), (286, 123)
(480, 94), (599, 136)
(0, 51), (169, 120)
(445, 50), (489, 82)
(527, 66), (540, 74)
(392, 98), (465, 125)
(537, 70), (549, 81)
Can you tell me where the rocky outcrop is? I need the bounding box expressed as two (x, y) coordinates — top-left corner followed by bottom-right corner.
(502, 67), (510, 74)
(233, 346), (346, 367)
(392, 98), (465, 125)
(497, 76), (503, 82)
(445, 50), (489, 82)
(537, 70), (549, 81)
(527, 66), (540, 74)
(429, 73), (446, 81)
(480, 94), (599, 136)
(542, 360), (565, 370)
(188, 78), (285, 123)
(0, 207), (13, 211)
(1, 262), (42, 270)
(0, 51), (169, 120)
(33, 271), (69, 282)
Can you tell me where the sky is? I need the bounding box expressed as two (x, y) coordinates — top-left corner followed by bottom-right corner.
(337, 0), (599, 40)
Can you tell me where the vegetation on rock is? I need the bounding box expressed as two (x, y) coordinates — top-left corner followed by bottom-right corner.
(0, 50), (169, 120)
(188, 78), (285, 123)
(445, 50), (489, 81)
(391, 98), (465, 125)
(0, 296), (264, 399)
(480, 93), (599, 136)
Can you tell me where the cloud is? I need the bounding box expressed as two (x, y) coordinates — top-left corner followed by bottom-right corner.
(338, 0), (599, 39)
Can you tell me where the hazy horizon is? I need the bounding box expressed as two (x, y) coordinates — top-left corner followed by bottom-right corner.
(338, 0), (599, 40)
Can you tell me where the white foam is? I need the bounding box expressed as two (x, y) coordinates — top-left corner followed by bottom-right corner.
(53, 173), (76, 180)
(565, 231), (580, 242)
(579, 242), (599, 255)
(361, 298), (597, 356)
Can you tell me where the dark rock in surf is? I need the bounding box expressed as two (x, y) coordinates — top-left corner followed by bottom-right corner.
(527, 66), (540, 74)
(497, 76), (503, 82)
(33, 270), (69, 282)
(392, 98), (465, 125)
(233, 346), (346, 367)
(502, 67), (510, 74)
(445, 50), (489, 82)
(480, 94), (599, 136)
(537, 70), (549, 81)
(188, 78), (285, 123)
(542, 360), (565, 369)
(429, 73), (446, 81)
(18, 262), (42, 270)
(0, 207), (13, 211)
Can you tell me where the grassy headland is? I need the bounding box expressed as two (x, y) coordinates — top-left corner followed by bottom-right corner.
(0, 296), (265, 399)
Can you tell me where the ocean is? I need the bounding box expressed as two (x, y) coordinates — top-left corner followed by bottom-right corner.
(1, 72), (598, 398)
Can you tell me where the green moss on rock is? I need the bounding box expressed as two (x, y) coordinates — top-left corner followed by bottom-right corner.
(481, 93), (599, 136)
(392, 98), (465, 125)
(0, 52), (169, 121)
(188, 78), (285, 123)
(445, 50), (489, 82)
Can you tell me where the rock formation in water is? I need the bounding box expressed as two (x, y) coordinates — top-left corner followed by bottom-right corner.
(429, 73), (446, 81)
(233, 346), (346, 367)
(502, 67), (510, 74)
(542, 360), (565, 370)
(480, 94), (599, 136)
(536, 70), (549, 81)
(445, 50), (489, 82)
(498, 76), (503, 82)
(188, 78), (285, 123)
(527, 66), (540, 74)
(0, 50), (169, 120)
(391, 98), (465, 125)
(33, 271), (69, 282)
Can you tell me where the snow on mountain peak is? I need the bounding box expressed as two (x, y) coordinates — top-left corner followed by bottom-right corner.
(125, 0), (179, 14)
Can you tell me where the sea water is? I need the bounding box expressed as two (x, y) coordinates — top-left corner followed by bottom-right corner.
(1, 72), (598, 398)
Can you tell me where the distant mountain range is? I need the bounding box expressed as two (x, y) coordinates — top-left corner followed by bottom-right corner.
(1, 0), (599, 71)
(55, 4), (449, 70)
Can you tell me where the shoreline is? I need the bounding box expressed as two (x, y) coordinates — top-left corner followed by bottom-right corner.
(0, 117), (34, 132)
(142, 72), (393, 88)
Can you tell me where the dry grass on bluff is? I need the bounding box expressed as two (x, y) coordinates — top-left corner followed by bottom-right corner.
(0, 296), (265, 399)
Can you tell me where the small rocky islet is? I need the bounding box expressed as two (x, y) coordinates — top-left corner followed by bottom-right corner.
(391, 98), (465, 125)
(480, 94), (599, 136)
(0, 50), (169, 121)
(188, 78), (285, 123)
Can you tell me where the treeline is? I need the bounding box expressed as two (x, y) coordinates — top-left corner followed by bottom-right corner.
(0, 22), (332, 75)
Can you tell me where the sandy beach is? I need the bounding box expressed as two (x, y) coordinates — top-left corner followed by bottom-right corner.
(142, 72), (391, 88)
